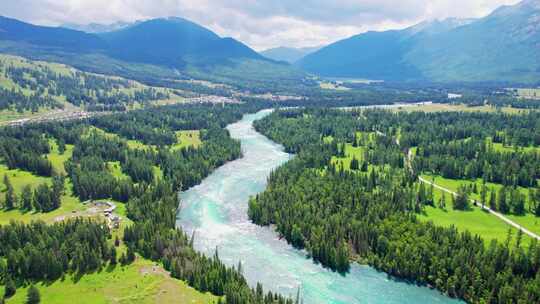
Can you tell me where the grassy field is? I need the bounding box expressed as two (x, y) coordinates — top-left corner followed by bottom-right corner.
(516, 88), (540, 100)
(486, 137), (540, 153)
(420, 174), (539, 242)
(319, 81), (350, 91)
(329, 132), (388, 173)
(392, 103), (525, 114)
(107, 161), (130, 180)
(417, 187), (531, 247)
(331, 144), (365, 171)
(172, 130), (202, 150)
(0, 139), (94, 224)
(0, 137), (86, 224)
(46, 139), (74, 175)
(2, 257), (218, 304)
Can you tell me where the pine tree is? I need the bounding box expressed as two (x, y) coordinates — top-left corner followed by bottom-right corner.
(480, 182), (487, 209)
(489, 189), (497, 211)
(439, 193), (447, 210)
(498, 187), (509, 214)
(26, 285), (40, 304)
(3, 175), (15, 210)
(352, 134), (358, 147)
(531, 188), (540, 217)
(126, 246), (136, 264)
(350, 157), (359, 171)
(360, 161), (368, 172)
(4, 276), (16, 298)
(119, 252), (127, 265)
(512, 190), (525, 215)
(21, 185), (33, 211)
(453, 186), (469, 210)
(110, 246), (117, 265)
(428, 181), (435, 206)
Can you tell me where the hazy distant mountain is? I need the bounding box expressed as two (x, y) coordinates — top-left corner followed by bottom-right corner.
(0, 16), (106, 52)
(298, 0), (540, 83)
(261, 46), (321, 63)
(61, 21), (137, 33)
(0, 16), (298, 83)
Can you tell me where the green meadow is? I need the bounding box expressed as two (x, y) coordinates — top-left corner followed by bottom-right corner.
(419, 174), (538, 245)
(2, 258), (218, 304)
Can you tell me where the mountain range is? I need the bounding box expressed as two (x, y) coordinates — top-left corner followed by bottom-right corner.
(298, 0), (540, 83)
(261, 46), (321, 64)
(0, 0), (538, 85)
(0, 16), (297, 85)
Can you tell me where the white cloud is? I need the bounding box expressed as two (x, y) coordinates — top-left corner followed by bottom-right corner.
(0, 0), (522, 50)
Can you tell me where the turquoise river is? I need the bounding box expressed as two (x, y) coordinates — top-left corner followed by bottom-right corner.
(177, 109), (463, 304)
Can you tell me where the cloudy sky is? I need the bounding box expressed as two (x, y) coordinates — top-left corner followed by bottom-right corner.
(0, 0), (522, 50)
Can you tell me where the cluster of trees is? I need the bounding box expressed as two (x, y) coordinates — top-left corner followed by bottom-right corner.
(0, 87), (62, 112)
(0, 129), (53, 177)
(250, 108), (540, 303)
(0, 219), (114, 300)
(2, 175), (65, 212)
(414, 140), (539, 187)
(66, 131), (139, 202)
(399, 111), (540, 148)
(90, 104), (250, 146)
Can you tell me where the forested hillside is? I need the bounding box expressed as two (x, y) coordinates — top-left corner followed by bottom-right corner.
(0, 54), (185, 124)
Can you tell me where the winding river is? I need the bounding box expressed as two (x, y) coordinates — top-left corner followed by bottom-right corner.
(177, 109), (462, 304)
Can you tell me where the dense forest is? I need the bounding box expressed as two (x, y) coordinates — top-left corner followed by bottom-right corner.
(250, 108), (540, 303)
(0, 102), (297, 304)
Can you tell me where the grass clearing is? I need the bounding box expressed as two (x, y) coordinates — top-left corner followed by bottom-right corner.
(515, 88), (540, 100)
(0, 179), (85, 225)
(392, 103), (524, 114)
(319, 81), (350, 91)
(420, 174), (539, 244)
(329, 132), (383, 172)
(3, 258), (218, 304)
(172, 130), (202, 150)
(107, 161), (130, 180)
(418, 187), (532, 247)
(0, 140), (85, 224)
(331, 144), (365, 171)
(486, 138), (540, 153)
(46, 139), (74, 175)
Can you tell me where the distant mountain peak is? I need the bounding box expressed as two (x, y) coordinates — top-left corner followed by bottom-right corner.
(61, 21), (137, 33)
(520, 0), (540, 8)
(406, 17), (476, 36)
(490, 0), (540, 17)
